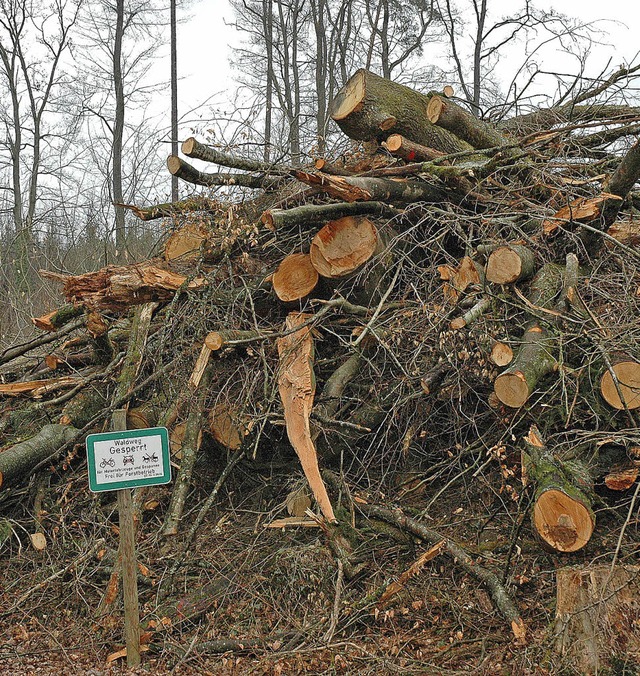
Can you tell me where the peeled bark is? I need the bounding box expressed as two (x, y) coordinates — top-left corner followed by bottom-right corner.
(330, 69), (473, 154)
(554, 564), (640, 673)
(41, 262), (204, 312)
(277, 312), (336, 523)
(272, 253), (319, 303)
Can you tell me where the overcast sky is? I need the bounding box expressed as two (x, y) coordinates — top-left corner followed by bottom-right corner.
(175, 0), (640, 125)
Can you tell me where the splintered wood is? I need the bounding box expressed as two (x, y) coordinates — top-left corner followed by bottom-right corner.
(277, 312), (336, 523)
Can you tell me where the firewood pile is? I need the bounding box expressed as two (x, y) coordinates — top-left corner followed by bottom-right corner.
(2, 68), (640, 667)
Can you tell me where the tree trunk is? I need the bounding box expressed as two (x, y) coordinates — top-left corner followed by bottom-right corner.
(600, 356), (640, 410)
(329, 69), (473, 154)
(485, 244), (537, 285)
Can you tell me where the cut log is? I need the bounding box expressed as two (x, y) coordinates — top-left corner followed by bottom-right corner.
(382, 134), (446, 162)
(182, 137), (288, 174)
(309, 216), (382, 279)
(277, 312), (336, 523)
(554, 564), (640, 673)
(167, 155), (281, 190)
(204, 329), (262, 352)
(0, 424), (77, 489)
(600, 358), (640, 410)
(523, 426), (594, 553)
(261, 200), (400, 230)
(208, 403), (248, 451)
(294, 170), (446, 204)
(329, 69), (473, 154)
(494, 323), (556, 407)
(604, 466), (638, 490)
(40, 262), (205, 312)
(426, 95), (509, 150)
(485, 245), (537, 285)
(272, 253), (319, 303)
(164, 221), (210, 261)
(313, 158), (353, 176)
(490, 341), (514, 367)
(120, 198), (218, 222)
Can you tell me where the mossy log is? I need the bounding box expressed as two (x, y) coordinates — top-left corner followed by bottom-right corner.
(329, 70), (473, 154)
(32, 304), (85, 332)
(523, 426), (595, 553)
(0, 424), (77, 489)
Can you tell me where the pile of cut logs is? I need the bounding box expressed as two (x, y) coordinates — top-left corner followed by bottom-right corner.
(2, 68), (640, 655)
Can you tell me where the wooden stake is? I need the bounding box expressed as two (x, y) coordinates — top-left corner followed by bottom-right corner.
(113, 409), (140, 668)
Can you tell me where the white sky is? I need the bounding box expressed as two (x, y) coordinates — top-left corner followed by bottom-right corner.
(174, 0), (640, 129)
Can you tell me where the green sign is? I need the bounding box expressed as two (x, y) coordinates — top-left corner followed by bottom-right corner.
(86, 427), (171, 492)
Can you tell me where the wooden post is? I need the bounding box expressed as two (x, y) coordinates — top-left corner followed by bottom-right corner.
(113, 408), (140, 667)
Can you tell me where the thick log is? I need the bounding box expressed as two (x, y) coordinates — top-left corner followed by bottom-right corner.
(164, 221), (210, 262)
(310, 216), (382, 279)
(294, 170), (446, 203)
(167, 156), (280, 190)
(523, 426), (594, 553)
(261, 201), (400, 230)
(485, 245), (537, 285)
(382, 134), (446, 162)
(277, 312), (336, 523)
(602, 138), (640, 223)
(490, 341), (514, 367)
(272, 253), (319, 303)
(0, 424), (77, 489)
(329, 70), (473, 154)
(41, 262), (204, 312)
(427, 95), (509, 150)
(600, 357), (640, 410)
(554, 564), (640, 673)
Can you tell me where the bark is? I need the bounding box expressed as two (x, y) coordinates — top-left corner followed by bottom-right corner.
(427, 95), (509, 150)
(602, 138), (640, 224)
(294, 170), (446, 203)
(329, 69), (473, 154)
(523, 426), (594, 553)
(493, 263), (565, 408)
(181, 137), (288, 174)
(1, 318), (84, 367)
(272, 253), (319, 303)
(163, 364), (212, 536)
(382, 133), (447, 162)
(167, 156), (281, 190)
(261, 200), (400, 230)
(120, 198), (218, 222)
(0, 424), (77, 489)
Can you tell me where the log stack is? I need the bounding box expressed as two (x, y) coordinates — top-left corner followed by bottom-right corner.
(2, 68), (640, 603)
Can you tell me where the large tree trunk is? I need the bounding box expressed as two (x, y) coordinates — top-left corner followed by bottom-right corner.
(329, 70), (473, 154)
